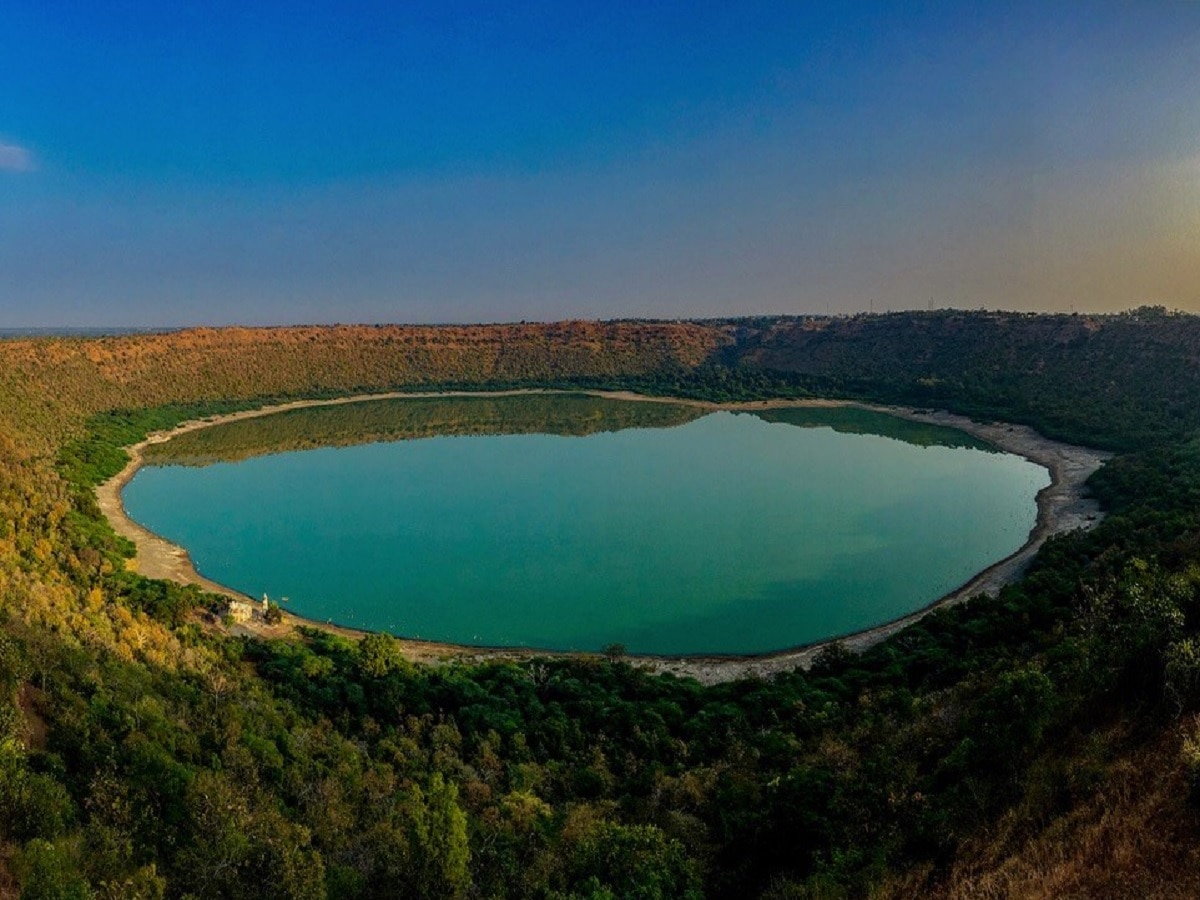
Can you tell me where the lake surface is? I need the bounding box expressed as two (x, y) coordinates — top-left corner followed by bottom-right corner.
(124, 395), (1049, 655)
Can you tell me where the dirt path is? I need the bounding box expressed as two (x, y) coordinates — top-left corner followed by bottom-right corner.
(96, 390), (1111, 684)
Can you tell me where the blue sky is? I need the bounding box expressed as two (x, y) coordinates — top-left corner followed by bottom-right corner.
(2, 1), (1199, 326)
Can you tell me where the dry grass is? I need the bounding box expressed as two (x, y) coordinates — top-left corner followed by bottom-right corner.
(880, 724), (1200, 899)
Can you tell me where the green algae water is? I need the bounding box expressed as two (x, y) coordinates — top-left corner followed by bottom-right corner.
(124, 395), (1049, 655)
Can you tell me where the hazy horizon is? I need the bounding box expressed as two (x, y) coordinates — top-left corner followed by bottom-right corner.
(0, 304), (1190, 336)
(3, 1), (1199, 327)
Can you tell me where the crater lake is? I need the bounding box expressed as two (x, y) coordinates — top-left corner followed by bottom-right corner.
(122, 394), (1049, 655)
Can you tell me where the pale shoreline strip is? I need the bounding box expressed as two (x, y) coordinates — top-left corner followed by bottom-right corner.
(95, 389), (1112, 684)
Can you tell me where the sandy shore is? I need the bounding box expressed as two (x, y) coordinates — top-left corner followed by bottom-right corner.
(96, 390), (1111, 684)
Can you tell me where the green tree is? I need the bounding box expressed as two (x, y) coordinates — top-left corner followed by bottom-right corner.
(357, 632), (409, 678)
(409, 774), (471, 900)
(17, 839), (94, 900)
(562, 821), (702, 900)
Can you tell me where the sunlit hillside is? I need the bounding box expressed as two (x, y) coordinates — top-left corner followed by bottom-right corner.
(0, 321), (729, 454)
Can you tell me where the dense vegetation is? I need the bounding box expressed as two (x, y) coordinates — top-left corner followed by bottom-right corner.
(730, 308), (1200, 450)
(3, 311), (1200, 897)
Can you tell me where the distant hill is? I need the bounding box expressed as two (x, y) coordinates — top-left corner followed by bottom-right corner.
(719, 308), (1200, 449)
(0, 320), (728, 453)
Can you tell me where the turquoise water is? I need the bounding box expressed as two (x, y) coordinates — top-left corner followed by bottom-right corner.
(123, 397), (1049, 655)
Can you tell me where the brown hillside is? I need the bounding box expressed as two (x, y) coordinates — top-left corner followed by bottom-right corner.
(0, 321), (730, 452)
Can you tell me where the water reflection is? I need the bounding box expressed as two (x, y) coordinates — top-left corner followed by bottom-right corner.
(143, 393), (989, 468)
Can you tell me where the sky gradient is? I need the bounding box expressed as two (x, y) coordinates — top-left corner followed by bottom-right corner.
(2, 1), (1199, 326)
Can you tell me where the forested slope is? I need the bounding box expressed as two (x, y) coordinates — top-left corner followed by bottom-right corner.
(726, 308), (1200, 449)
(3, 313), (1200, 898)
